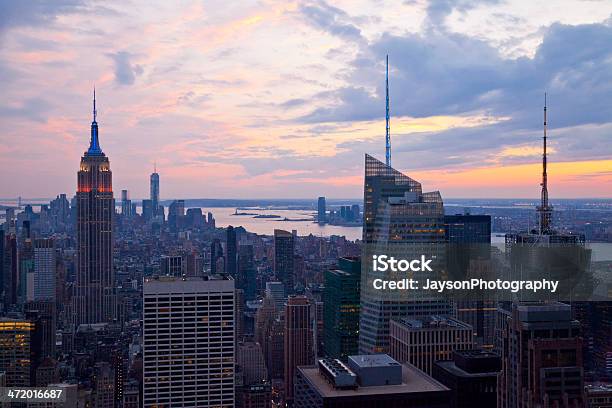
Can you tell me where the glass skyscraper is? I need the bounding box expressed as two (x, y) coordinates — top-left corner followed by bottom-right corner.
(150, 168), (159, 217)
(274, 229), (295, 294)
(359, 154), (449, 354)
(323, 256), (360, 360)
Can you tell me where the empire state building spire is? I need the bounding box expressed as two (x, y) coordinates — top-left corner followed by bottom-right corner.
(76, 90), (115, 325)
(88, 86), (103, 155)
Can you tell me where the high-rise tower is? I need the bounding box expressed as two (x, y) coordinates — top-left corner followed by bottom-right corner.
(284, 295), (313, 405)
(274, 229), (295, 294)
(74, 89), (116, 325)
(143, 276), (235, 407)
(359, 154), (450, 354)
(536, 93), (553, 235)
(150, 163), (159, 217)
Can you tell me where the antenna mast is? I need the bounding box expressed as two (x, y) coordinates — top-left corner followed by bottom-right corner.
(385, 55), (391, 167)
(93, 86), (97, 122)
(537, 93), (552, 235)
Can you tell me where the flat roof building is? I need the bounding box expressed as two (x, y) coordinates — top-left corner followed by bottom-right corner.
(294, 354), (450, 408)
(390, 315), (474, 375)
(143, 276), (235, 408)
(433, 350), (500, 408)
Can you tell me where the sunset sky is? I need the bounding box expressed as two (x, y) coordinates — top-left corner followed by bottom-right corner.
(0, 0), (611, 199)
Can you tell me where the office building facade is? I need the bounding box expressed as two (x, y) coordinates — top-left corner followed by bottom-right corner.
(498, 302), (585, 408)
(389, 316), (474, 375)
(0, 319), (33, 386)
(317, 197), (326, 223)
(274, 229), (295, 294)
(323, 257), (360, 360)
(360, 154), (449, 354)
(285, 296), (313, 405)
(33, 238), (56, 301)
(143, 276), (235, 407)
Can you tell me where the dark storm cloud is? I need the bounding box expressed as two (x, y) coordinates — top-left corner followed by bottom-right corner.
(108, 52), (143, 86)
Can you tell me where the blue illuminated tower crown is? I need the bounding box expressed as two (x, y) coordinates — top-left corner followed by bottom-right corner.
(87, 87), (103, 155)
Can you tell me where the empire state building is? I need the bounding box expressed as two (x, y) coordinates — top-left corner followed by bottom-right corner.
(74, 90), (116, 325)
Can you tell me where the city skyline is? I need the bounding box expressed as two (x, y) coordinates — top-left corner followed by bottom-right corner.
(1, 1), (611, 199)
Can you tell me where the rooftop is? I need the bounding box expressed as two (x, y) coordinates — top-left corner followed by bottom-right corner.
(298, 361), (448, 398)
(348, 354), (401, 369)
(396, 315), (472, 330)
(143, 275), (234, 294)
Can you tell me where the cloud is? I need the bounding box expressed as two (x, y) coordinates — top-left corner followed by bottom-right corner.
(423, 0), (502, 28)
(0, 0), (84, 33)
(0, 97), (51, 122)
(298, 18), (612, 134)
(108, 51), (143, 86)
(298, 0), (364, 42)
(279, 98), (308, 109)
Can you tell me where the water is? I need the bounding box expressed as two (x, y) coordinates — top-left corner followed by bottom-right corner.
(3, 201), (611, 255)
(203, 207), (363, 240)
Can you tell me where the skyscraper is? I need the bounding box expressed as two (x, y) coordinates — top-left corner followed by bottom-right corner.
(143, 276), (235, 407)
(167, 200), (185, 231)
(2, 232), (18, 309)
(226, 225), (238, 277)
(432, 350), (501, 408)
(74, 90), (116, 325)
(266, 314), (285, 381)
(265, 281), (286, 311)
(237, 341), (268, 384)
(19, 233), (33, 304)
(323, 257), (360, 360)
(150, 165), (159, 217)
(0, 229), (4, 309)
(25, 302), (57, 377)
(274, 229), (295, 294)
(236, 342), (271, 408)
(359, 154), (449, 354)
(238, 244), (256, 302)
(317, 197), (326, 223)
(210, 238), (224, 275)
(444, 214), (495, 349)
(92, 361), (115, 408)
(255, 295), (276, 349)
(498, 302), (584, 408)
(141, 199), (154, 221)
(33, 238), (56, 301)
(444, 214), (491, 243)
(160, 255), (183, 277)
(389, 316), (474, 375)
(0, 318), (33, 386)
(284, 295), (313, 405)
(120, 189), (132, 217)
